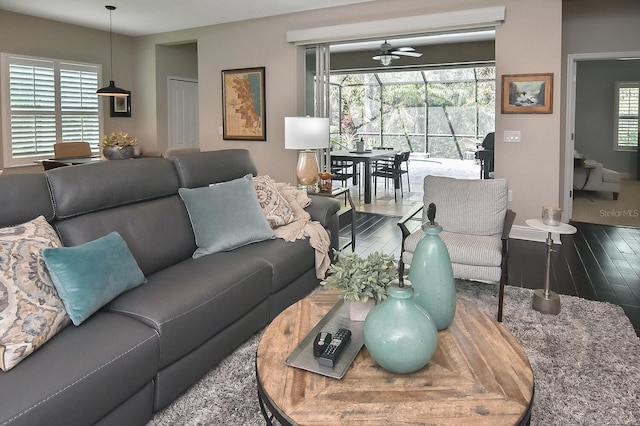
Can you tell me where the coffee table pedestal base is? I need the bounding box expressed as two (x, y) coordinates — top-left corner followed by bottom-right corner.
(532, 288), (561, 315)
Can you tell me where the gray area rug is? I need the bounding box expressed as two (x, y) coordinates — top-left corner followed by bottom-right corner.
(149, 282), (640, 425)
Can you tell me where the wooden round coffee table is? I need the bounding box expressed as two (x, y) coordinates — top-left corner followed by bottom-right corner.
(256, 290), (534, 425)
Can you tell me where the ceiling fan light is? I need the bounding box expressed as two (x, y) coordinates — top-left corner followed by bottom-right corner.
(373, 54), (400, 66)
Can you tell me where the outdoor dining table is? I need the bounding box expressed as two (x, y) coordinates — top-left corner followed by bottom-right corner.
(330, 149), (396, 204)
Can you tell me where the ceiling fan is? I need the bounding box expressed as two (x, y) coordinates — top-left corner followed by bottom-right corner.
(373, 40), (423, 66)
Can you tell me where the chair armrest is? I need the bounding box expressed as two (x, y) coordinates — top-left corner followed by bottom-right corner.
(397, 203), (424, 240)
(502, 209), (516, 241)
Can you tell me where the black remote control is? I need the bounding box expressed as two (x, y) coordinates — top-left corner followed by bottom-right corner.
(318, 328), (351, 367)
(313, 332), (332, 357)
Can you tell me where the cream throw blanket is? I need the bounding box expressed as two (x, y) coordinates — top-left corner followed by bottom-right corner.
(272, 183), (331, 279)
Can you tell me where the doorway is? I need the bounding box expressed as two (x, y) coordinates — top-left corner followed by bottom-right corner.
(168, 77), (199, 150)
(307, 39), (495, 217)
(564, 52), (640, 227)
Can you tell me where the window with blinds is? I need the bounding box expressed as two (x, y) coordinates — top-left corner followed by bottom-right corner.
(1, 53), (101, 167)
(614, 81), (639, 151)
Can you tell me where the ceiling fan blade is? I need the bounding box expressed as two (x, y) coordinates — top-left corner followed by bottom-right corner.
(393, 50), (423, 58)
(395, 46), (416, 52)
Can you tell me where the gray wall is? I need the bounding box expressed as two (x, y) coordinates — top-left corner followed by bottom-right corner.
(575, 60), (639, 178)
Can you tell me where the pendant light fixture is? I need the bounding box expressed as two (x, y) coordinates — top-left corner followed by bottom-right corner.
(97, 5), (129, 97)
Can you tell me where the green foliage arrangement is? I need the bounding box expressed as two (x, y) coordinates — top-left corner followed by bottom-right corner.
(321, 251), (398, 303)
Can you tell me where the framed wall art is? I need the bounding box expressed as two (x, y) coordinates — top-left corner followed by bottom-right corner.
(501, 73), (553, 114)
(222, 67), (266, 141)
(110, 91), (131, 117)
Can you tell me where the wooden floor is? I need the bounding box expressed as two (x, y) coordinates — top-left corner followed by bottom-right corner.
(339, 213), (640, 337)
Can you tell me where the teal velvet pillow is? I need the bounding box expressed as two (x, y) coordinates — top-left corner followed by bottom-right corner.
(42, 232), (147, 326)
(179, 174), (274, 258)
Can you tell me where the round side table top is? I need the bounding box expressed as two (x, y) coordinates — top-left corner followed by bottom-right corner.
(526, 218), (577, 235)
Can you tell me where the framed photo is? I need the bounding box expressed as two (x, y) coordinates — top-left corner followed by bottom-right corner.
(501, 73), (553, 114)
(222, 67), (266, 141)
(110, 92), (131, 117)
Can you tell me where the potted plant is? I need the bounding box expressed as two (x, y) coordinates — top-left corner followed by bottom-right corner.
(320, 250), (398, 321)
(100, 131), (138, 160)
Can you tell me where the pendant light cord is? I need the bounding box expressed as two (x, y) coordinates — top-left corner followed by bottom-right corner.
(106, 5), (115, 81)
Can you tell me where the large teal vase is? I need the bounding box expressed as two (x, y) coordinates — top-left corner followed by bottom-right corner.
(363, 280), (438, 374)
(408, 222), (456, 330)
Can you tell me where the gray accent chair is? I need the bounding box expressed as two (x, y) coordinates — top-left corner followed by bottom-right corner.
(397, 175), (516, 322)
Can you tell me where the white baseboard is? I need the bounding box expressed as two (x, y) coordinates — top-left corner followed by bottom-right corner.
(509, 224), (562, 243)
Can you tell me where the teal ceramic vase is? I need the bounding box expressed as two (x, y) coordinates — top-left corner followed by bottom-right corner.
(408, 220), (456, 330)
(363, 279), (438, 374)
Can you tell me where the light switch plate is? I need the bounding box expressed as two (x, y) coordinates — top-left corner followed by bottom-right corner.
(504, 130), (521, 143)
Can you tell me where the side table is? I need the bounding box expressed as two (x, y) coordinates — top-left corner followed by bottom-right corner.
(309, 187), (356, 251)
(525, 219), (577, 315)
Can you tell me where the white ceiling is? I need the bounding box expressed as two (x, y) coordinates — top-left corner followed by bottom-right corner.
(0, 0), (376, 37)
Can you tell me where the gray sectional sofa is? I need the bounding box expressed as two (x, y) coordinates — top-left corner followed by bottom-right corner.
(0, 149), (340, 425)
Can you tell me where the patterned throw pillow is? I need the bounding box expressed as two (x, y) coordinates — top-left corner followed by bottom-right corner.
(253, 175), (298, 228)
(0, 216), (70, 371)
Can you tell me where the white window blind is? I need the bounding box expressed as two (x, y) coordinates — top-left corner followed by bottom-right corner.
(1, 54), (101, 167)
(614, 82), (639, 151)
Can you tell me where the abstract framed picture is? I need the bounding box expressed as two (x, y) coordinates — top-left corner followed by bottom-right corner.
(110, 91), (131, 117)
(222, 67), (266, 141)
(501, 73), (553, 114)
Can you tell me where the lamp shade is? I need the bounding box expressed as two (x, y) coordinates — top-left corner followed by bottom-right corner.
(97, 80), (130, 97)
(284, 117), (330, 150)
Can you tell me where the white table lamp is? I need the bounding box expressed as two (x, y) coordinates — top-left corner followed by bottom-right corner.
(285, 117), (330, 189)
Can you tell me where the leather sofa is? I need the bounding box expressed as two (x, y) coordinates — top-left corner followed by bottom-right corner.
(0, 149), (340, 425)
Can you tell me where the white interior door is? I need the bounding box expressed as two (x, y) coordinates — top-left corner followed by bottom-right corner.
(168, 77), (199, 149)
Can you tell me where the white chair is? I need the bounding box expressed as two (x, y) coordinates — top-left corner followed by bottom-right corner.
(460, 138), (479, 161)
(398, 175), (515, 322)
(574, 159), (621, 200)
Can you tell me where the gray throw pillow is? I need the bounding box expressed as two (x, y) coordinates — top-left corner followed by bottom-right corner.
(179, 174), (274, 258)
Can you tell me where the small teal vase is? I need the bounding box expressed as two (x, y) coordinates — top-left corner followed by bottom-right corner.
(408, 221), (456, 330)
(363, 279), (438, 374)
